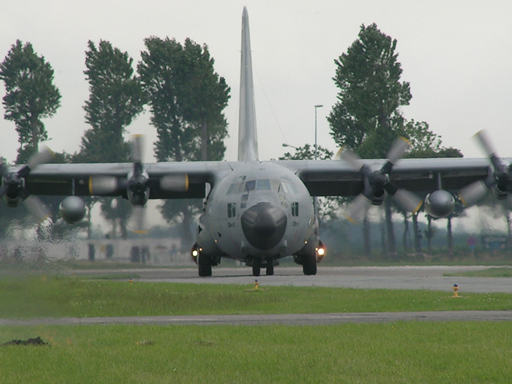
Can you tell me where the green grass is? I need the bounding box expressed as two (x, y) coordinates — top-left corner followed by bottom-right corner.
(1, 322), (512, 383)
(1, 275), (512, 319)
(2, 275), (512, 383)
(445, 267), (512, 278)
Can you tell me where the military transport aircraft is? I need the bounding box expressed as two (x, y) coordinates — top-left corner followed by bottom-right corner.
(0, 8), (510, 277)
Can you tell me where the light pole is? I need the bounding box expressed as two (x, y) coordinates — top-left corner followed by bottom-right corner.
(314, 105), (323, 161)
(282, 143), (298, 149)
(314, 105), (323, 218)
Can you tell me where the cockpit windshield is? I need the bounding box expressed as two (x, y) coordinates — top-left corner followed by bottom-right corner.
(227, 178), (298, 194)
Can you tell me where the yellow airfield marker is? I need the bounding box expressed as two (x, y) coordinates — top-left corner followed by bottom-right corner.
(452, 284), (459, 297)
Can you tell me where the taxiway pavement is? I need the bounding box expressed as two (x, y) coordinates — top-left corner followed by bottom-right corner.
(4, 266), (511, 326)
(76, 265), (512, 294)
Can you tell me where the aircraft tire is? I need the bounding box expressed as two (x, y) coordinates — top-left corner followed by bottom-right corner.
(302, 253), (317, 276)
(198, 254), (212, 277)
(252, 258), (261, 277)
(265, 257), (274, 276)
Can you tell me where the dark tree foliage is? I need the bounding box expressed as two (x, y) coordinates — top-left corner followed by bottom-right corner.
(138, 37), (230, 163)
(0, 40), (61, 163)
(404, 120), (463, 158)
(75, 40), (145, 163)
(280, 144), (333, 161)
(328, 23), (411, 159)
(138, 37), (230, 247)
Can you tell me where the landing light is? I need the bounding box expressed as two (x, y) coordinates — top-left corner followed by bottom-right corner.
(317, 247), (325, 257)
(192, 250), (199, 257)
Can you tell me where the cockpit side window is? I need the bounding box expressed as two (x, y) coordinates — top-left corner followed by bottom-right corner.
(279, 181), (299, 194)
(227, 183), (240, 195)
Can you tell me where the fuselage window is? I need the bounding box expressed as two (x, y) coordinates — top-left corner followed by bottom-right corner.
(291, 202), (299, 217)
(228, 203), (236, 218)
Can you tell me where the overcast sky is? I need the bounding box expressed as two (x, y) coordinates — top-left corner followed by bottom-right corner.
(1, 0), (511, 164)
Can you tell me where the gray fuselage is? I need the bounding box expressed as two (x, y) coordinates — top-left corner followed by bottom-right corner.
(197, 162), (318, 262)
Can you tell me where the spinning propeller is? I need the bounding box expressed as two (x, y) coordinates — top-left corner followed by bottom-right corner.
(340, 137), (423, 223)
(0, 146), (54, 222)
(459, 130), (512, 206)
(89, 135), (189, 233)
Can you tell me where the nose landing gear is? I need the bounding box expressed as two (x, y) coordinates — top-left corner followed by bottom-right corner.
(249, 257), (277, 277)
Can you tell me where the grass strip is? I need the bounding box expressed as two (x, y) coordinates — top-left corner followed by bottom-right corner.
(445, 267), (512, 278)
(1, 275), (512, 319)
(1, 322), (512, 383)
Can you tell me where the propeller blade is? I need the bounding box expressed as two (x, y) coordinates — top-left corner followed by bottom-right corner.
(160, 174), (189, 192)
(131, 134), (144, 163)
(131, 205), (147, 234)
(0, 162), (8, 178)
(333, 147), (343, 160)
(474, 130), (496, 158)
(392, 188), (423, 213)
(386, 137), (410, 165)
(340, 148), (363, 171)
(27, 146), (54, 170)
(459, 180), (489, 207)
(89, 176), (118, 195)
(474, 129), (507, 171)
(23, 195), (51, 223)
(344, 194), (371, 224)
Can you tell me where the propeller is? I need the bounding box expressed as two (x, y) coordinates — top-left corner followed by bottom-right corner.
(459, 130), (512, 206)
(0, 146), (54, 222)
(341, 137), (423, 223)
(89, 135), (189, 233)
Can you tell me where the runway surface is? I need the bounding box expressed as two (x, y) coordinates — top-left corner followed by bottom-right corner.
(83, 265), (512, 293)
(3, 266), (512, 326)
(2, 311), (512, 326)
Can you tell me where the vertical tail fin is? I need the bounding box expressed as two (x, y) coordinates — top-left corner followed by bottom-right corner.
(238, 7), (259, 162)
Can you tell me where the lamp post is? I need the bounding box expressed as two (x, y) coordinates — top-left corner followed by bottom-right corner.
(282, 143), (298, 149)
(314, 105), (323, 218)
(314, 105), (323, 161)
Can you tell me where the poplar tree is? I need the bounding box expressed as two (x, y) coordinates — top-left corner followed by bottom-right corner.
(0, 40), (61, 163)
(139, 37), (230, 249)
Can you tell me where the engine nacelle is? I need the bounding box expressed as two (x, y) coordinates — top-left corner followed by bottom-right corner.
(424, 190), (455, 219)
(59, 196), (86, 224)
(494, 183), (509, 200)
(3, 195), (22, 208)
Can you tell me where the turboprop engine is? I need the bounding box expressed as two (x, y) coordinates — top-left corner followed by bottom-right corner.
(423, 190), (455, 219)
(59, 196), (86, 224)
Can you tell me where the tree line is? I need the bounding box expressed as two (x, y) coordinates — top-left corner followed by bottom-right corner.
(0, 36), (229, 246)
(0, 24), (476, 257)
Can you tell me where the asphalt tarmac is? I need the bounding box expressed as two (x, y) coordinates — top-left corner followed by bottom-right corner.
(111, 265), (512, 293)
(4, 266), (512, 326)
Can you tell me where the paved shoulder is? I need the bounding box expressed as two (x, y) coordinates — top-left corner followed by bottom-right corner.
(2, 311), (512, 326)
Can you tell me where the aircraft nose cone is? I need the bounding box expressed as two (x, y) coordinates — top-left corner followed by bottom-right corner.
(241, 203), (287, 250)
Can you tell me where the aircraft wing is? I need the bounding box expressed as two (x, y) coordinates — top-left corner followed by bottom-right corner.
(21, 161), (236, 199)
(276, 157), (494, 197)
(11, 157), (497, 201)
